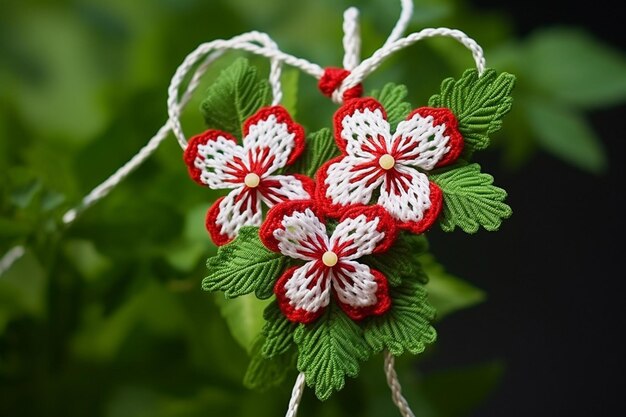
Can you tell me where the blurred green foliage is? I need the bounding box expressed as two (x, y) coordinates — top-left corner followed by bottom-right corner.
(1, 0), (625, 416)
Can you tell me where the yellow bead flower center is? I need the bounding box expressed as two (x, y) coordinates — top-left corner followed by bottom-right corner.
(378, 154), (395, 170)
(244, 173), (261, 188)
(322, 251), (338, 267)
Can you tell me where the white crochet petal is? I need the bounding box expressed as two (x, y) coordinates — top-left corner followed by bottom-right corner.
(392, 113), (451, 171)
(196, 136), (247, 189)
(258, 175), (312, 207)
(214, 186), (263, 240)
(323, 156), (384, 207)
(378, 164), (432, 223)
(329, 213), (386, 260)
(283, 261), (332, 314)
(243, 113), (297, 177)
(341, 107), (393, 159)
(332, 260), (378, 308)
(273, 207), (329, 261)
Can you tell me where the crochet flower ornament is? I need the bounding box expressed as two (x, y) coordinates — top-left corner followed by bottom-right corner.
(260, 201), (397, 323)
(184, 106), (314, 245)
(317, 98), (463, 233)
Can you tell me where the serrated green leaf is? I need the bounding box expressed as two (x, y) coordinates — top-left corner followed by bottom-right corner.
(365, 278), (436, 356)
(200, 58), (271, 138)
(430, 163), (512, 233)
(429, 69), (515, 152)
(261, 300), (297, 358)
(291, 128), (339, 178)
(370, 83), (412, 129)
(361, 233), (429, 286)
(294, 304), (371, 401)
(525, 97), (607, 174)
(243, 337), (295, 390)
(215, 294), (270, 354)
(420, 254), (485, 318)
(525, 28), (626, 108)
(202, 226), (287, 299)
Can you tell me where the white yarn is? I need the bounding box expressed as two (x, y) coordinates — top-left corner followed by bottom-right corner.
(384, 350), (416, 417)
(285, 372), (306, 417)
(342, 7), (361, 71)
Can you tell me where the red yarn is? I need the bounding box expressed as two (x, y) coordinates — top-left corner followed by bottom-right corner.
(205, 196), (232, 246)
(410, 107), (464, 168)
(338, 204), (398, 254)
(274, 266), (327, 324)
(183, 130), (238, 186)
(259, 199), (325, 253)
(397, 182), (443, 234)
(335, 268), (391, 321)
(332, 97), (387, 152)
(318, 67), (363, 102)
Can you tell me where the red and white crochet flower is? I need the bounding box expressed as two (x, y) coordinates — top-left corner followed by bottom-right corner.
(260, 200), (397, 323)
(316, 98), (464, 234)
(184, 106), (314, 245)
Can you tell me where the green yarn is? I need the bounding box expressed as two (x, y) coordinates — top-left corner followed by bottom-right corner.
(294, 303), (372, 401)
(361, 232), (429, 286)
(430, 163), (512, 233)
(428, 69), (515, 152)
(365, 278), (437, 356)
(202, 227), (287, 299)
(261, 300), (298, 358)
(290, 128), (340, 177)
(244, 337), (295, 390)
(370, 83), (412, 129)
(200, 58), (271, 139)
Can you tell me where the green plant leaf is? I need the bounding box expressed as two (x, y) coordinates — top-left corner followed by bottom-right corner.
(243, 337), (295, 390)
(370, 83), (412, 129)
(420, 254), (485, 318)
(215, 294), (270, 354)
(202, 226), (287, 299)
(364, 278), (436, 356)
(525, 28), (626, 108)
(428, 69), (515, 152)
(261, 300), (298, 358)
(361, 233), (429, 286)
(525, 97), (607, 174)
(430, 163), (512, 233)
(200, 58), (271, 138)
(294, 304), (371, 401)
(290, 128), (340, 178)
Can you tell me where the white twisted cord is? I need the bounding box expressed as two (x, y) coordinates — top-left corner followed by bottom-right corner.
(384, 351), (416, 417)
(342, 7), (361, 71)
(285, 372), (306, 417)
(383, 0), (414, 48)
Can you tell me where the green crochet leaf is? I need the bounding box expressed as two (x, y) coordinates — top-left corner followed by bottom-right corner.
(430, 164), (512, 233)
(203, 226), (287, 299)
(200, 58), (271, 139)
(261, 300), (298, 358)
(370, 83), (412, 129)
(215, 294), (270, 353)
(291, 128), (340, 177)
(364, 277), (436, 356)
(428, 69), (515, 152)
(294, 304), (371, 401)
(361, 232), (429, 287)
(243, 337), (295, 390)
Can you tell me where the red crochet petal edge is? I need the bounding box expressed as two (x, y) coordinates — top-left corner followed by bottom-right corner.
(274, 265), (327, 324)
(409, 107), (464, 168)
(183, 130), (238, 186)
(332, 97), (387, 153)
(205, 196), (233, 246)
(396, 181), (444, 234)
(314, 155), (355, 218)
(339, 204), (398, 254)
(242, 105), (306, 166)
(259, 199), (325, 253)
(335, 268), (391, 321)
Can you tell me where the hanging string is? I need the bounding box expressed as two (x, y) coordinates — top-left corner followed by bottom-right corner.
(384, 351), (416, 417)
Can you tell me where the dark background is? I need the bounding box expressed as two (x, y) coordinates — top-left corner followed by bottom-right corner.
(431, 1), (625, 415)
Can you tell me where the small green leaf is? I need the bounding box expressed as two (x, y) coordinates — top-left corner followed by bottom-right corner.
(365, 278), (436, 356)
(200, 58), (271, 138)
(430, 163), (512, 233)
(291, 128), (340, 178)
(261, 301), (297, 358)
(420, 254), (485, 318)
(294, 304), (371, 401)
(243, 337), (295, 390)
(202, 226), (287, 299)
(361, 233), (429, 286)
(525, 97), (607, 174)
(525, 28), (626, 108)
(428, 69), (515, 152)
(215, 294), (270, 354)
(370, 83), (412, 129)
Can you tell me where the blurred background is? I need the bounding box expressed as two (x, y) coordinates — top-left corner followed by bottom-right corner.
(1, 0), (624, 416)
